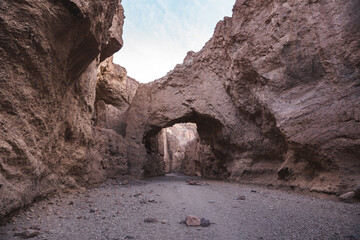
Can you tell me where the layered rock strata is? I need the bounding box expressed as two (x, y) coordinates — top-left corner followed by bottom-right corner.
(125, 0), (360, 195)
(0, 0), (128, 223)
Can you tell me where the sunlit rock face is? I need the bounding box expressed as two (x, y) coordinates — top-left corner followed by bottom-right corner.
(158, 123), (201, 175)
(95, 56), (139, 135)
(125, 0), (360, 194)
(0, 0), (125, 222)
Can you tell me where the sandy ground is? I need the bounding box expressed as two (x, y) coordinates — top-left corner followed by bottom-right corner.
(0, 174), (359, 240)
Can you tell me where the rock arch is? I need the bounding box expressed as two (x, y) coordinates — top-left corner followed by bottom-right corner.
(124, 59), (287, 181)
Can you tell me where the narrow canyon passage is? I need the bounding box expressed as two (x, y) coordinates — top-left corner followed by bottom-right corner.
(0, 175), (359, 240)
(1, 0), (360, 237)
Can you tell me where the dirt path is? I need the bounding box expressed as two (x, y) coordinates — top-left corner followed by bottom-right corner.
(0, 174), (359, 240)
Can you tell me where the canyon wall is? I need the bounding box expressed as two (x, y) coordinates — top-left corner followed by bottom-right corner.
(0, 0), (129, 223)
(157, 123), (200, 175)
(1, 0), (359, 224)
(125, 0), (360, 194)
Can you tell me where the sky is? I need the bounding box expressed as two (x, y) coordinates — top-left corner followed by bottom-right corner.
(113, 0), (235, 83)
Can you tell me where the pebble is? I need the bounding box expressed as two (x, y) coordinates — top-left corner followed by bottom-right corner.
(339, 192), (355, 200)
(185, 215), (201, 226)
(355, 186), (360, 198)
(122, 180), (129, 185)
(200, 218), (211, 227)
(29, 225), (41, 230)
(187, 180), (201, 186)
(14, 230), (40, 239)
(235, 195), (246, 200)
(144, 217), (158, 223)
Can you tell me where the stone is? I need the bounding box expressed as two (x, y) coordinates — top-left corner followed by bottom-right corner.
(185, 215), (201, 226)
(144, 218), (158, 223)
(29, 225), (41, 230)
(133, 193), (142, 197)
(339, 192), (356, 201)
(235, 196), (246, 201)
(187, 180), (201, 186)
(200, 218), (211, 227)
(355, 186), (360, 199)
(14, 230), (40, 239)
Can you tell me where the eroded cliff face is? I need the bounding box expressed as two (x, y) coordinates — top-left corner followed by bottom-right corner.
(1, 0), (359, 224)
(0, 0), (126, 222)
(125, 0), (360, 194)
(156, 123), (200, 176)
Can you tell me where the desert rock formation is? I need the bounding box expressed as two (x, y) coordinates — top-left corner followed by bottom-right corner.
(0, 0), (130, 223)
(125, 0), (360, 195)
(1, 0), (359, 225)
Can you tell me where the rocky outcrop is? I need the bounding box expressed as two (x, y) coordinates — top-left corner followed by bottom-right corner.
(125, 0), (360, 195)
(0, 0), (125, 223)
(95, 56), (139, 135)
(90, 56), (139, 183)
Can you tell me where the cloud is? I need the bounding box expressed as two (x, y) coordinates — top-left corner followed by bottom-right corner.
(113, 0), (235, 83)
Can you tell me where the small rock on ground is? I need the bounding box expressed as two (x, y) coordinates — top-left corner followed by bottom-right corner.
(144, 218), (158, 223)
(14, 230), (40, 239)
(200, 218), (211, 227)
(339, 192), (355, 201)
(186, 215), (201, 226)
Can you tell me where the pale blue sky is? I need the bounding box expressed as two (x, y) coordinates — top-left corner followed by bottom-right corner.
(113, 0), (235, 83)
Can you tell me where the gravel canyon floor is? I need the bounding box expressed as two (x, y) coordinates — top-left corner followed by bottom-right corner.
(0, 174), (359, 240)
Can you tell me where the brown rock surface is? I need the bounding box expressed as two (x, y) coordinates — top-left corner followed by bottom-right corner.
(95, 56), (139, 135)
(125, 0), (360, 194)
(1, 0), (359, 226)
(185, 215), (201, 226)
(157, 123), (200, 176)
(0, 0), (125, 223)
